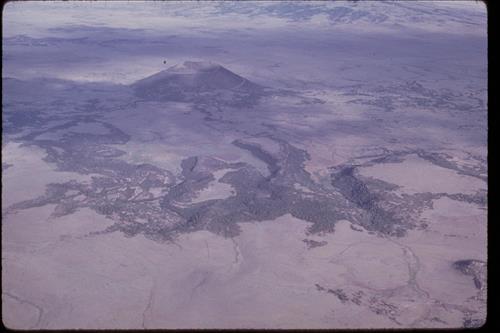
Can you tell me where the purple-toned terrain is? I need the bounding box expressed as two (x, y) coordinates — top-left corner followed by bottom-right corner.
(2, 1), (487, 329)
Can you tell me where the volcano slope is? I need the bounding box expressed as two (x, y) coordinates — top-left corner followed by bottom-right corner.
(3, 58), (487, 329)
(4, 62), (447, 241)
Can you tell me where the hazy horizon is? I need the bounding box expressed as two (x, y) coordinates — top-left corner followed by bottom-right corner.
(2, 1), (487, 329)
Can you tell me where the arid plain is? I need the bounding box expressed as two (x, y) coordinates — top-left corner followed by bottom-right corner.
(2, 1), (487, 329)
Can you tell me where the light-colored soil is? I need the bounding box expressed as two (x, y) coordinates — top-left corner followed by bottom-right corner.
(2, 203), (485, 329)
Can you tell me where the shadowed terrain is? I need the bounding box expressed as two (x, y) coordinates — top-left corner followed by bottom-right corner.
(2, 1), (487, 329)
